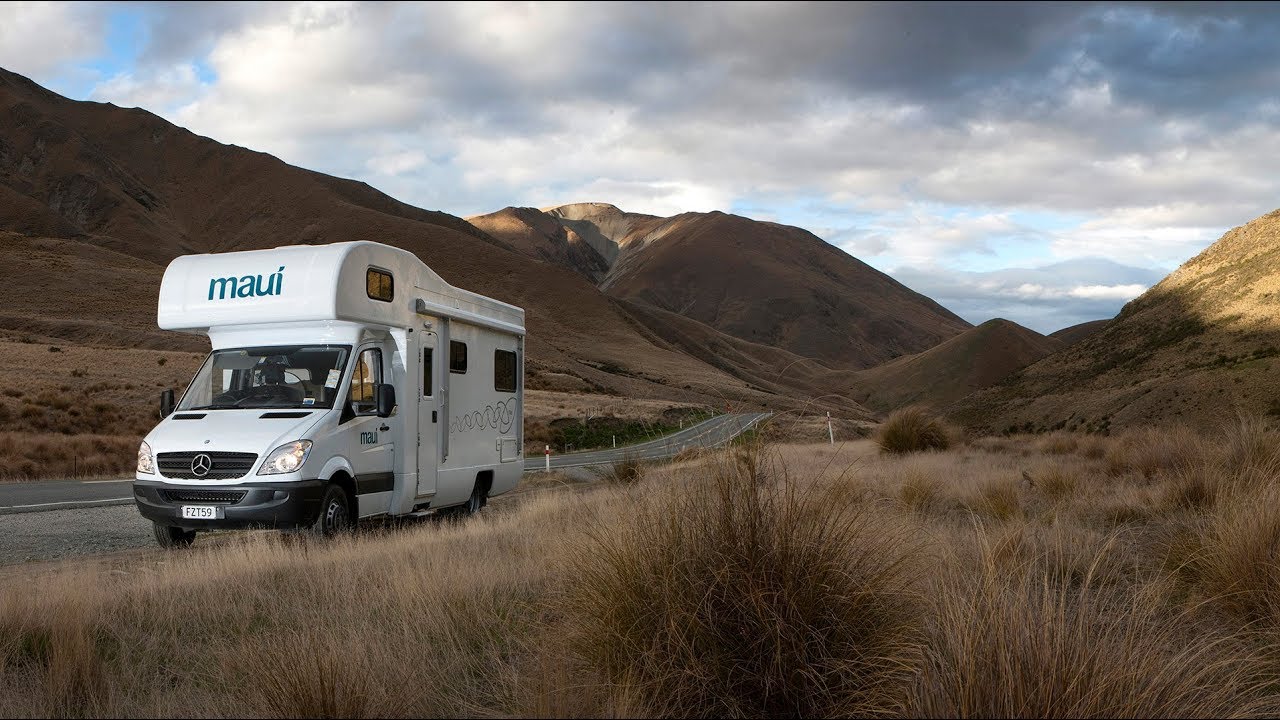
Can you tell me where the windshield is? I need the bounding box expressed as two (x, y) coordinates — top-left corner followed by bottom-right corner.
(178, 345), (352, 411)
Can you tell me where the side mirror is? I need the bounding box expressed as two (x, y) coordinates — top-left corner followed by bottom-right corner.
(376, 383), (396, 418)
(160, 389), (175, 419)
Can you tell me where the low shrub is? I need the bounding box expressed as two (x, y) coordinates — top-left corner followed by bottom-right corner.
(593, 455), (645, 485)
(875, 407), (957, 455)
(567, 444), (924, 717)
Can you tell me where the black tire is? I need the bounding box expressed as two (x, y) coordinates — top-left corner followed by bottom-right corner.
(311, 483), (353, 537)
(447, 483), (486, 520)
(153, 523), (196, 549)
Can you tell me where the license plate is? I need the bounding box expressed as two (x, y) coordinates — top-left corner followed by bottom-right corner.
(181, 505), (222, 520)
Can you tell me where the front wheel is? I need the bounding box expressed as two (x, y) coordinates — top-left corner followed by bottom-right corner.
(310, 483), (352, 537)
(153, 523), (196, 549)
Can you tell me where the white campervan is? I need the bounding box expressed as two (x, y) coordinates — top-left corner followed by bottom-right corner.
(133, 241), (524, 547)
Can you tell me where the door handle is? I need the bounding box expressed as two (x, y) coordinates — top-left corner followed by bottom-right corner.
(432, 411), (437, 423)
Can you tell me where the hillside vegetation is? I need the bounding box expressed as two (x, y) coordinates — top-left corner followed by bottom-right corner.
(848, 318), (1062, 412)
(6, 429), (1280, 716)
(954, 208), (1280, 434)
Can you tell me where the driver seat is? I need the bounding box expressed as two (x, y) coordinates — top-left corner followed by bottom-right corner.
(259, 359), (304, 403)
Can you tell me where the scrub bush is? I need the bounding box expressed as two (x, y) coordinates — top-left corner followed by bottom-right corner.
(875, 407), (956, 455)
(566, 444), (923, 717)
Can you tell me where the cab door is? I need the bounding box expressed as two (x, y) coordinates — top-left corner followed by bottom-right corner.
(343, 344), (397, 513)
(416, 331), (439, 499)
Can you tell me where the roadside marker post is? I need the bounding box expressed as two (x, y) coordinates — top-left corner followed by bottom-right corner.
(545, 445), (550, 472)
(827, 412), (834, 445)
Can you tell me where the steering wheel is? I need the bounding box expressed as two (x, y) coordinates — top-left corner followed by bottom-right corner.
(248, 383), (301, 403)
(212, 384), (300, 406)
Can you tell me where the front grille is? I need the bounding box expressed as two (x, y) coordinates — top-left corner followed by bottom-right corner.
(160, 489), (247, 504)
(157, 451), (258, 480)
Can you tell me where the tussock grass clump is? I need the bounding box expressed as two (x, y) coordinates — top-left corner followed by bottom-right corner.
(1219, 416), (1280, 477)
(875, 407), (957, 455)
(899, 469), (946, 515)
(1035, 464), (1080, 502)
(567, 444), (923, 717)
(964, 477), (1022, 522)
(1185, 484), (1280, 627)
(1105, 425), (1206, 479)
(1038, 431), (1080, 455)
(594, 455), (645, 485)
(911, 539), (1267, 718)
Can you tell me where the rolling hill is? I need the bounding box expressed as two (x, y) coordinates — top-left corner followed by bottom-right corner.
(951, 208), (1280, 433)
(1050, 319), (1110, 347)
(846, 319), (1063, 412)
(0, 66), (873, 423)
(470, 203), (971, 369)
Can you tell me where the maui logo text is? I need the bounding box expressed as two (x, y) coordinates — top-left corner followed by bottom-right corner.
(208, 266), (285, 300)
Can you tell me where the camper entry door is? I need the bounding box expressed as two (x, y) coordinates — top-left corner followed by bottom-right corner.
(416, 331), (440, 498)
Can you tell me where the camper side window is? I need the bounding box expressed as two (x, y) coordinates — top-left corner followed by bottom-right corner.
(450, 341), (467, 374)
(422, 348), (433, 397)
(494, 350), (517, 392)
(366, 268), (393, 302)
(349, 348), (382, 415)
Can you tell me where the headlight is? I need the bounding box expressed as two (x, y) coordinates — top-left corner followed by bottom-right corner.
(137, 441), (155, 474)
(258, 440), (313, 475)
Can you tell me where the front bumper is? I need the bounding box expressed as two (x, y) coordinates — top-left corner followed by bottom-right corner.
(133, 480), (326, 530)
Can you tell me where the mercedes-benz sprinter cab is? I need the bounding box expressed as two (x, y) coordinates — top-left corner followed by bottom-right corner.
(133, 241), (524, 547)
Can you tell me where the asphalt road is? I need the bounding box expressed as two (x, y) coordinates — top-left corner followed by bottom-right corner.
(0, 412), (769, 515)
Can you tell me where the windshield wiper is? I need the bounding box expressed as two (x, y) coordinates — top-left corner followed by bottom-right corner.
(185, 404), (240, 410)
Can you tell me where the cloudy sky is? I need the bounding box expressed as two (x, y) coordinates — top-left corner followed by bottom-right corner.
(3, 1), (1277, 333)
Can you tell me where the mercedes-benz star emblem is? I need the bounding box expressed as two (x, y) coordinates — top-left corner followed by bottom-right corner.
(191, 453), (213, 477)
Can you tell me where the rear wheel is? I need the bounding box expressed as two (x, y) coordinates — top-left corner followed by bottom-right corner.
(442, 483), (485, 521)
(153, 523), (196, 549)
(311, 483), (352, 537)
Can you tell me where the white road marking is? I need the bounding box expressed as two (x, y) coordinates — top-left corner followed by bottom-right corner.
(2, 497), (132, 510)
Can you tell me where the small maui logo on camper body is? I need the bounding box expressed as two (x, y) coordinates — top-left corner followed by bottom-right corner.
(208, 266), (285, 300)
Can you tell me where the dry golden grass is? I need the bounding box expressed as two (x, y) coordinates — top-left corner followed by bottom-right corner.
(875, 406), (961, 455)
(911, 534), (1268, 718)
(8, 423), (1280, 716)
(0, 340), (204, 481)
(0, 432), (139, 480)
(567, 444), (923, 717)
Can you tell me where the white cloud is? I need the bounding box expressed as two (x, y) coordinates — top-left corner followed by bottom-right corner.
(90, 64), (207, 113)
(0, 2), (104, 78)
(34, 1), (1280, 330)
(366, 150), (427, 176)
(1068, 284), (1148, 300)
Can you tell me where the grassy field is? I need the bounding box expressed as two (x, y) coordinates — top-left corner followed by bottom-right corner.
(6, 421), (1280, 716)
(0, 341), (203, 481)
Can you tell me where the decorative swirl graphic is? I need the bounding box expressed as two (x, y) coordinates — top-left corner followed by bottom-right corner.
(451, 398), (516, 435)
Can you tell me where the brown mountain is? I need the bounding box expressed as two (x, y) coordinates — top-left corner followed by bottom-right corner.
(465, 206), (610, 282)
(951, 208), (1280, 434)
(1050, 319), (1110, 347)
(0, 67), (871, 419)
(471, 202), (971, 369)
(846, 319), (1063, 412)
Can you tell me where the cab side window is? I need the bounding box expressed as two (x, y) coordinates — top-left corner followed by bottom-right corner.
(348, 348), (382, 415)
